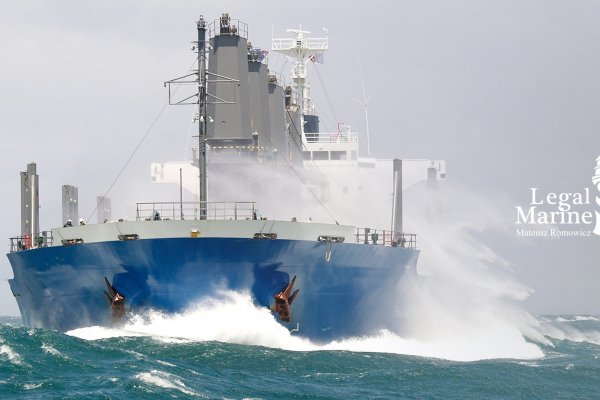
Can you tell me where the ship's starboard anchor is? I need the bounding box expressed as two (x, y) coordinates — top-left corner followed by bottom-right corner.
(273, 275), (300, 322)
(317, 236), (343, 262)
(104, 277), (125, 324)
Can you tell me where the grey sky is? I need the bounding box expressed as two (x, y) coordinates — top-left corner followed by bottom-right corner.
(1, 0), (599, 316)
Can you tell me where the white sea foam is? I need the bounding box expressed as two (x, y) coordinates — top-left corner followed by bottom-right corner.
(41, 343), (67, 359)
(67, 326), (146, 340)
(321, 328), (542, 361)
(0, 344), (23, 365)
(23, 383), (43, 390)
(553, 316), (599, 323)
(575, 315), (599, 321)
(68, 291), (313, 351)
(156, 359), (176, 368)
(135, 369), (199, 396)
(538, 317), (600, 345)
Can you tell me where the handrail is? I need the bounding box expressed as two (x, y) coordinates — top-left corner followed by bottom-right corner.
(9, 231), (54, 252)
(305, 131), (358, 144)
(136, 201), (256, 222)
(355, 228), (417, 249)
(271, 37), (328, 51)
(207, 16), (248, 39)
(7, 220), (415, 252)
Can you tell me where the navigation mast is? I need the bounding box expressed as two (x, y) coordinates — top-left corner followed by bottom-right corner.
(163, 15), (210, 220)
(197, 16), (208, 219)
(272, 27), (328, 138)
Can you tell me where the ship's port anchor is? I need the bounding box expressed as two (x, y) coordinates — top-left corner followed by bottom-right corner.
(103, 277), (125, 324)
(325, 244), (332, 262)
(273, 275), (300, 322)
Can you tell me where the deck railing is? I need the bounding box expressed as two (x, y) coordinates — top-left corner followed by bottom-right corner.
(355, 228), (417, 249)
(207, 16), (248, 39)
(136, 201), (256, 221)
(8, 218), (416, 252)
(305, 131), (359, 144)
(8, 231), (53, 252)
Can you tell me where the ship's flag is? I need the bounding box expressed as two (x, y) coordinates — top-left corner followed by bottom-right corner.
(309, 52), (325, 64)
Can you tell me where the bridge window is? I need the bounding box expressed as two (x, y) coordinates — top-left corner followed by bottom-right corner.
(312, 151), (328, 160)
(330, 151), (346, 160)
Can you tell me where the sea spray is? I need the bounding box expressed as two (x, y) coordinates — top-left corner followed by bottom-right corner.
(392, 182), (547, 360)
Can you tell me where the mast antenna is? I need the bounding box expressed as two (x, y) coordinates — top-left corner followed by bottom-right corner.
(353, 63), (371, 157)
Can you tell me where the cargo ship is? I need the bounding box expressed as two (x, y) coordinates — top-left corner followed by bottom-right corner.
(6, 13), (425, 342)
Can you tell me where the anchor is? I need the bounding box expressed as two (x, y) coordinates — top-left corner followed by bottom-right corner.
(103, 277), (125, 324)
(273, 275), (299, 322)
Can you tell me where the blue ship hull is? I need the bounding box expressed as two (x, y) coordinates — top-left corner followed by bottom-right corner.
(7, 237), (418, 341)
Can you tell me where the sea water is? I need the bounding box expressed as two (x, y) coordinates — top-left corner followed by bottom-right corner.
(1, 309), (599, 399)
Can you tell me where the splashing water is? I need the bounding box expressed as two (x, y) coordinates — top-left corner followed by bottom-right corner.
(69, 291), (312, 350)
(69, 182), (555, 362)
(68, 286), (542, 363)
(66, 287), (544, 362)
(537, 315), (600, 345)
(0, 344), (23, 365)
(389, 182), (548, 360)
(134, 370), (199, 397)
